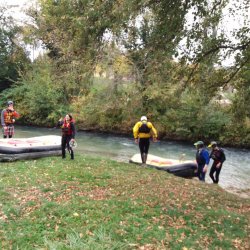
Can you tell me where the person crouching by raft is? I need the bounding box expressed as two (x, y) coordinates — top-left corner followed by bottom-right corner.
(1, 100), (20, 138)
(58, 114), (76, 160)
(133, 116), (158, 165)
(194, 141), (210, 182)
(208, 141), (226, 184)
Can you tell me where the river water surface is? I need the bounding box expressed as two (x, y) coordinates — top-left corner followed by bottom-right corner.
(14, 125), (250, 197)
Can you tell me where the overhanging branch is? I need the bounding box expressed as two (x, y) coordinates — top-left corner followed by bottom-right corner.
(184, 40), (250, 87)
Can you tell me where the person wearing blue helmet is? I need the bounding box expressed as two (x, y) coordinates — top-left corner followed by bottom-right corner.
(194, 141), (210, 181)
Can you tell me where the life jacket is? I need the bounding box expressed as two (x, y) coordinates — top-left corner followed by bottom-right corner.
(62, 121), (73, 136)
(138, 122), (151, 134)
(4, 109), (15, 125)
(210, 148), (225, 162)
(196, 149), (206, 165)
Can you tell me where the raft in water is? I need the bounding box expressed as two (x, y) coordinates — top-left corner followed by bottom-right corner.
(0, 135), (61, 161)
(129, 153), (197, 178)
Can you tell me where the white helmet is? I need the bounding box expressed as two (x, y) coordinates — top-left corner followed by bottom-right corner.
(140, 116), (147, 121)
(69, 140), (77, 148)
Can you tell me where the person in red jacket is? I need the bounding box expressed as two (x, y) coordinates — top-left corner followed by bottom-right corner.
(1, 101), (20, 138)
(58, 114), (76, 160)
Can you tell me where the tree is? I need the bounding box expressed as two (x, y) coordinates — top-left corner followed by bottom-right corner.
(5, 0), (249, 146)
(0, 5), (30, 92)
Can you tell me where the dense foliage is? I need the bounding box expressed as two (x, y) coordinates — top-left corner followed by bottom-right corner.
(0, 6), (29, 92)
(0, 0), (249, 147)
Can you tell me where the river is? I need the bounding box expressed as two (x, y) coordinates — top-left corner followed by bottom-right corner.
(14, 125), (250, 198)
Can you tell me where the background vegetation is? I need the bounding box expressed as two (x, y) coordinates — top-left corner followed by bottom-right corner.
(0, 6), (30, 92)
(0, 0), (249, 147)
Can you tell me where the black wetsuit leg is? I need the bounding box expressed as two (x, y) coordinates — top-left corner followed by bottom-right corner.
(62, 135), (74, 159)
(139, 138), (150, 163)
(209, 163), (216, 183)
(66, 135), (74, 159)
(215, 166), (222, 183)
(210, 162), (222, 183)
(197, 164), (206, 181)
(61, 136), (67, 158)
(69, 137), (74, 159)
(139, 138), (150, 154)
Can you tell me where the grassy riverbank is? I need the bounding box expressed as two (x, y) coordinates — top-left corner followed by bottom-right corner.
(0, 155), (249, 249)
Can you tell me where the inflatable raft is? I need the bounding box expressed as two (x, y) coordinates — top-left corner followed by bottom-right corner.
(129, 153), (197, 178)
(0, 135), (61, 162)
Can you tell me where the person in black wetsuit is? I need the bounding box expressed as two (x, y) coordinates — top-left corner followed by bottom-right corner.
(208, 141), (226, 184)
(58, 114), (76, 160)
(133, 116), (158, 165)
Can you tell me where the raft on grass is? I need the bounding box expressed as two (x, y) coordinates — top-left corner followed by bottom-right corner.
(129, 153), (197, 178)
(0, 135), (61, 162)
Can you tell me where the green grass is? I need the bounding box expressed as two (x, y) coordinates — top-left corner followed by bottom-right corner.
(0, 155), (249, 249)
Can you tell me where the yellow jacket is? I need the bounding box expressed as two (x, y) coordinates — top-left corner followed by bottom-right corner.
(133, 121), (158, 139)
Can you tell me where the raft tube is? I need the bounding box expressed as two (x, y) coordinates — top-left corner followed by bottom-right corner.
(0, 135), (61, 154)
(129, 153), (197, 178)
(0, 150), (61, 162)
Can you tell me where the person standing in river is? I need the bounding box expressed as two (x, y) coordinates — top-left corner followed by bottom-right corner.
(208, 141), (226, 184)
(1, 100), (20, 138)
(57, 114), (76, 160)
(133, 116), (158, 165)
(194, 141), (210, 181)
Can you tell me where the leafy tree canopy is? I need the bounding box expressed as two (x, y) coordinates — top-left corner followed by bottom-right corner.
(0, 5), (30, 92)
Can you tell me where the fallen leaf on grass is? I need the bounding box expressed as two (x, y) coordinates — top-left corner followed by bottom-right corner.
(138, 244), (154, 250)
(86, 230), (94, 236)
(0, 213), (8, 221)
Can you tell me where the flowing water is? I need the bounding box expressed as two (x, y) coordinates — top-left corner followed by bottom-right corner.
(13, 125), (250, 197)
